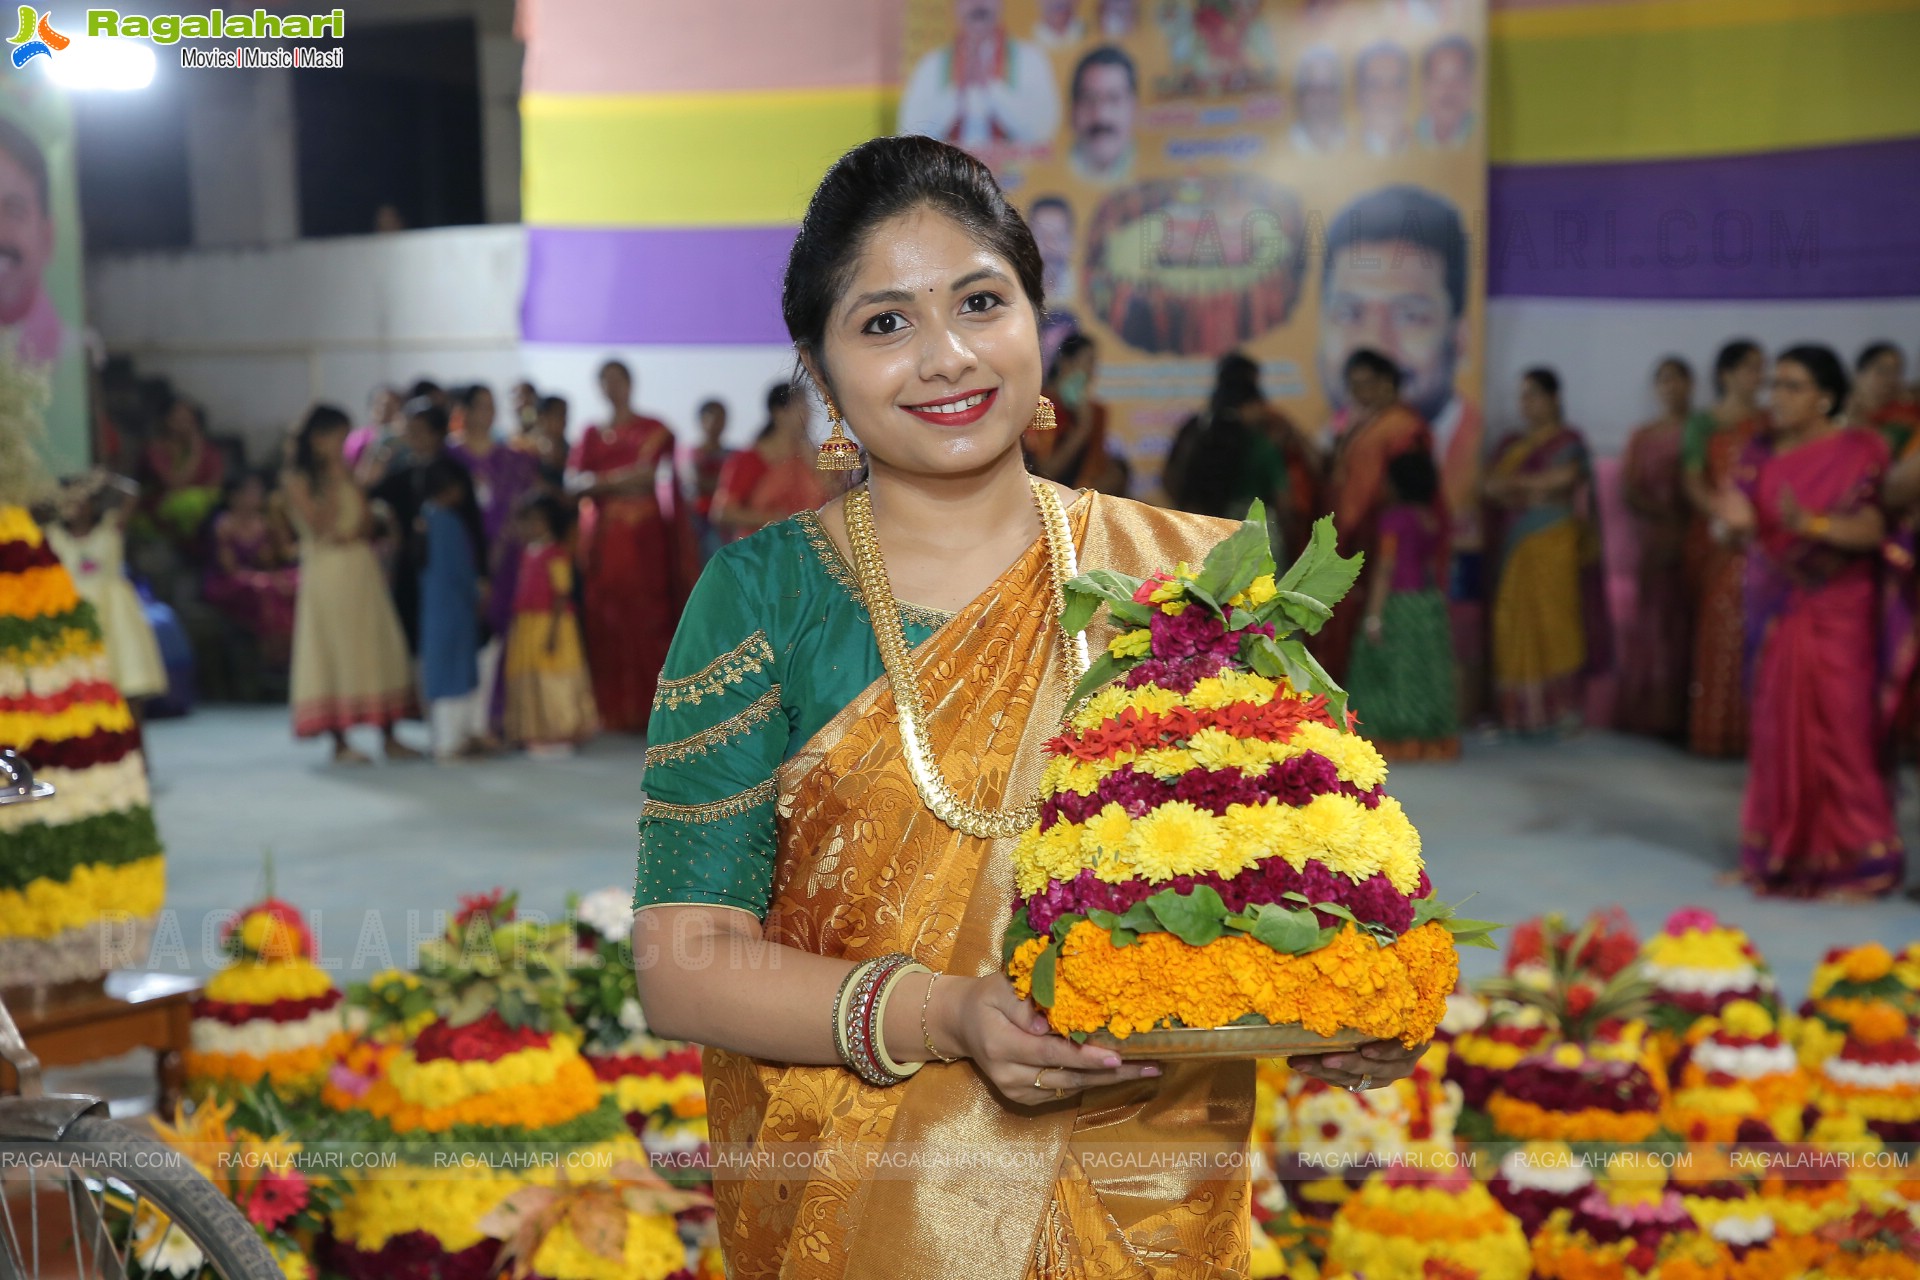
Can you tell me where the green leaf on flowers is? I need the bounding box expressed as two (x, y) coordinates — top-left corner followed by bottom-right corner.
(1313, 901), (1359, 925)
(1194, 503), (1274, 609)
(1443, 918), (1504, 950)
(1002, 906), (1041, 968)
(1144, 886), (1228, 947)
(1228, 608), (1256, 631)
(1050, 912), (1086, 944)
(1086, 908), (1139, 948)
(1063, 573), (1153, 635)
(1409, 895), (1453, 930)
(1030, 943), (1059, 1008)
(1068, 1030), (1090, 1044)
(1238, 903), (1331, 954)
(1259, 634), (1351, 730)
(1246, 634), (1286, 680)
(1274, 515), (1363, 613)
(1067, 649), (1127, 714)
(1275, 590), (1334, 635)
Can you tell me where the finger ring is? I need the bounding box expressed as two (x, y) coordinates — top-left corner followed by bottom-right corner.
(1351, 1074), (1372, 1093)
(1033, 1068), (1050, 1092)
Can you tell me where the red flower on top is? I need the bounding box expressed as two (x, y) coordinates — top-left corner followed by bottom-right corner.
(412, 1010), (548, 1064)
(242, 1166), (309, 1231)
(455, 888), (514, 928)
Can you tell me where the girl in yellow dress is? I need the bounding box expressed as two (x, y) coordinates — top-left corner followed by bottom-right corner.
(503, 494), (597, 756)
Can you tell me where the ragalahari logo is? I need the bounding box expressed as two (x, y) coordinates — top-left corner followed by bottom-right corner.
(9, 7), (69, 67)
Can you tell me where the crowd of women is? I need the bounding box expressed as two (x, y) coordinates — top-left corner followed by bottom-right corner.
(277, 366), (862, 765)
(1151, 333), (1919, 904)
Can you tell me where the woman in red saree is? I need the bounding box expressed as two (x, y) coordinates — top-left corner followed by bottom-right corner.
(1320, 349), (1442, 683)
(565, 360), (698, 733)
(630, 137), (1425, 1279)
(1715, 345), (1904, 900)
(1616, 357), (1694, 738)
(1682, 340), (1766, 757)
(710, 382), (832, 544)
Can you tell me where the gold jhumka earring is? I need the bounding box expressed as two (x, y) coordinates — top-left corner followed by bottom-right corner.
(816, 400), (861, 471)
(1030, 396), (1059, 431)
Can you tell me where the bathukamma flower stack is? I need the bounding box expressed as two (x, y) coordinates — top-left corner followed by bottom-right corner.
(1005, 509), (1492, 1047)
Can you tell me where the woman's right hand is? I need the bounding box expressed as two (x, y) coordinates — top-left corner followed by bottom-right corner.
(939, 974), (1161, 1106)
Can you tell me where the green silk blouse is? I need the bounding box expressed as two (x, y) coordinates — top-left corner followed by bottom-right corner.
(630, 512), (949, 920)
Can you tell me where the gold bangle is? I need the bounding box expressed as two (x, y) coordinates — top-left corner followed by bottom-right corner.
(919, 972), (960, 1065)
(872, 962), (931, 1081)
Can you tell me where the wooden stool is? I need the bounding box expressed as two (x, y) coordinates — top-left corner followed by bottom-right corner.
(0, 972), (200, 1113)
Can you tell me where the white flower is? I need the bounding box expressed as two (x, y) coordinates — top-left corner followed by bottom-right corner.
(138, 1224), (206, 1277)
(618, 997), (648, 1034)
(576, 886), (634, 943)
(1710, 1213), (1775, 1247)
(1691, 1039), (1798, 1080)
(1441, 992), (1488, 1036)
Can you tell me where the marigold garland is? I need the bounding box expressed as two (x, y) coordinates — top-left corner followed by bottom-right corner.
(0, 563), (79, 619)
(351, 1049), (603, 1134)
(1009, 920), (1455, 1042)
(1487, 1094), (1663, 1143)
(0, 695), (134, 750)
(185, 1033), (353, 1091)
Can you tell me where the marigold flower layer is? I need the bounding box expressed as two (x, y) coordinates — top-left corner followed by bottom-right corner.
(1009, 920), (1455, 1042)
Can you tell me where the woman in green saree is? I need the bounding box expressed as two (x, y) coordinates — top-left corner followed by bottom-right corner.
(629, 136), (1426, 1279)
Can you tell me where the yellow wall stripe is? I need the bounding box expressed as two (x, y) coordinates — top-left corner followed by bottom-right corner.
(1491, 7), (1920, 164)
(523, 87), (897, 227)
(1493, 0), (1920, 42)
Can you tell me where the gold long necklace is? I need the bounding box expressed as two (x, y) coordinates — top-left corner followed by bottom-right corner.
(844, 478), (1089, 839)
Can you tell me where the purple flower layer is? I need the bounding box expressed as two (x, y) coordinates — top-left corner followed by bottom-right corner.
(1039, 756), (1382, 828)
(1021, 858), (1419, 937)
(1123, 652), (1230, 692)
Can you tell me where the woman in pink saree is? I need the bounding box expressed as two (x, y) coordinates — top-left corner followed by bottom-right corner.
(1715, 345), (1905, 900)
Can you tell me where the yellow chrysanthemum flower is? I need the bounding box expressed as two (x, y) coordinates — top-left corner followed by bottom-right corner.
(1292, 720), (1388, 791)
(1230, 573), (1278, 610)
(1187, 669), (1283, 710)
(1127, 801), (1223, 882)
(1080, 803), (1136, 869)
(1107, 629), (1152, 660)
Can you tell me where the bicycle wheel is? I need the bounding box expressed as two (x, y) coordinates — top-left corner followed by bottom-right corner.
(0, 1113), (285, 1280)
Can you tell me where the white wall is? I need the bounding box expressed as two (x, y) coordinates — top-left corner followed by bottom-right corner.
(88, 225), (525, 462)
(1486, 296), (1920, 452)
(518, 343), (807, 450)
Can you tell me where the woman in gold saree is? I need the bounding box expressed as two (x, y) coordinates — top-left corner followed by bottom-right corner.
(629, 137), (1424, 1279)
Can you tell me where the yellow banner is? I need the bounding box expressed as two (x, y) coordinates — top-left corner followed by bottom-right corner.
(899, 0), (1488, 497)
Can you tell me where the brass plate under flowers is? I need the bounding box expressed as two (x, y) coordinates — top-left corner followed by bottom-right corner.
(1086, 1022), (1374, 1060)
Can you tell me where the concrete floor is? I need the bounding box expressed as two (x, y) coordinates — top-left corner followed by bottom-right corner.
(54, 706), (1919, 1106)
(128, 705), (1916, 1000)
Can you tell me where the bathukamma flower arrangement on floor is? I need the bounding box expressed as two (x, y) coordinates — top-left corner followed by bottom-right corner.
(1004, 508), (1495, 1050)
(187, 890), (350, 1097)
(0, 503), (164, 987)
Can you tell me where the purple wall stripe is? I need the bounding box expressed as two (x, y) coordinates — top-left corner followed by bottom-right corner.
(1487, 137), (1920, 300)
(521, 226), (797, 346)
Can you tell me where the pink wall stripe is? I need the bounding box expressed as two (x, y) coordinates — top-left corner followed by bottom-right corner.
(519, 0), (901, 96)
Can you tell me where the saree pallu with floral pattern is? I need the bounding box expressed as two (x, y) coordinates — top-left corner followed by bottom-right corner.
(702, 496), (1253, 1280)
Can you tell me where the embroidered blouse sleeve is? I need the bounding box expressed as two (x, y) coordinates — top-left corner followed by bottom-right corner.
(633, 556), (788, 919)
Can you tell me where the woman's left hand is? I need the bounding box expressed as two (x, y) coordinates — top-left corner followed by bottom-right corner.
(1288, 1039), (1429, 1091)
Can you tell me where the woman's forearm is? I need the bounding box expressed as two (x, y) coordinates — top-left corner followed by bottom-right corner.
(632, 907), (960, 1068)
